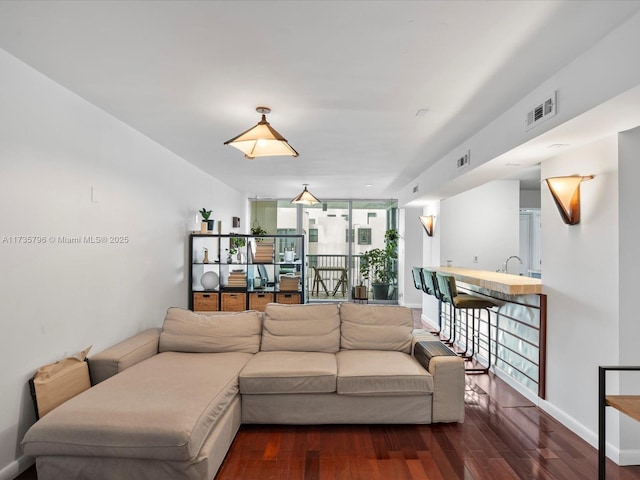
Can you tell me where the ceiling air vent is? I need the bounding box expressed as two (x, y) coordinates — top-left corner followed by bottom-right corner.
(525, 91), (556, 131)
(456, 150), (470, 170)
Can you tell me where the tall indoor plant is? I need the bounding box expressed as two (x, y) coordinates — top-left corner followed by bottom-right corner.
(359, 229), (399, 300)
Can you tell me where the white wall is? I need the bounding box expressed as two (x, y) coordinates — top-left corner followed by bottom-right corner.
(617, 126), (640, 461)
(399, 207), (423, 308)
(520, 189), (541, 209)
(440, 181), (520, 272)
(0, 49), (246, 479)
(539, 136), (624, 459)
(420, 203), (441, 328)
(419, 181), (520, 330)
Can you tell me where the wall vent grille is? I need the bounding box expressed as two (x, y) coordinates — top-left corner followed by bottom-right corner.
(526, 91), (556, 130)
(456, 151), (471, 170)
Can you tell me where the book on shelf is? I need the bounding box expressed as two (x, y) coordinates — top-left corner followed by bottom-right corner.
(227, 271), (247, 287)
(253, 242), (274, 263)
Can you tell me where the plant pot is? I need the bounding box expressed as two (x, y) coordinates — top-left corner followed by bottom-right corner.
(353, 285), (368, 300)
(207, 219), (215, 231)
(372, 283), (390, 300)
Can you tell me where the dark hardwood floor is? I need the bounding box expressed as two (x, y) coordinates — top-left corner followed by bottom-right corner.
(214, 373), (640, 480)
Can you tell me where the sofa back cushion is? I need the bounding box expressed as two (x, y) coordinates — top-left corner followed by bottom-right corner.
(339, 303), (413, 353)
(159, 307), (262, 354)
(261, 303), (340, 353)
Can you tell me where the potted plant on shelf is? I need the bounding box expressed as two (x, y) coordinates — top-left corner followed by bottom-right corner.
(250, 224), (267, 242)
(227, 236), (247, 263)
(199, 208), (213, 233)
(359, 229), (399, 300)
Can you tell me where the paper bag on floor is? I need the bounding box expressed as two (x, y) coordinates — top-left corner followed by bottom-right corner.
(30, 346), (92, 419)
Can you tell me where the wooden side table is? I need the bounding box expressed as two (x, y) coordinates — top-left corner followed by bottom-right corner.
(599, 366), (640, 480)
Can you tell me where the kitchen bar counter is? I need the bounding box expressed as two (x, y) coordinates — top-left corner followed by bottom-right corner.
(431, 267), (542, 295)
(419, 265), (546, 399)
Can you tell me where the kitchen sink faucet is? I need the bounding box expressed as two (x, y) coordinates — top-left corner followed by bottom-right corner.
(500, 255), (523, 274)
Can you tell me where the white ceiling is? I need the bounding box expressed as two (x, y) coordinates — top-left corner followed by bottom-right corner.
(1, 0), (639, 201)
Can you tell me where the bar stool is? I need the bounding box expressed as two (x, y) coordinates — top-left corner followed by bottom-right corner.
(413, 267), (441, 336)
(420, 268), (446, 338)
(411, 267), (424, 291)
(434, 272), (475, 353)
(436, 273), (497, 374)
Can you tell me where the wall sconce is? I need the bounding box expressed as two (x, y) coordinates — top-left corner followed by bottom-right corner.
(543, 175), (594, 225)
(419, 215), (435, 236)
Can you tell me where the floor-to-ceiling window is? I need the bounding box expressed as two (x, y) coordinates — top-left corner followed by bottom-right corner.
(250, 199), (398, 302)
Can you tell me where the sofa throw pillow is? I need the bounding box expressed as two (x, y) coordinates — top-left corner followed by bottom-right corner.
(159, 307), (262, 354)
(339, 303), (413, 353)
(261, 303), (340, 353)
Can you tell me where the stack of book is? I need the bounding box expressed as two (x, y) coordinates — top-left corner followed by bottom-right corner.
(254, 242), (274, 263)
(279, 274), (300, 291)
(227, 270), (247, 288)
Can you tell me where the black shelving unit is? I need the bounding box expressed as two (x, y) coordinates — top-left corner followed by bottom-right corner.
(188, 233), (305, 312)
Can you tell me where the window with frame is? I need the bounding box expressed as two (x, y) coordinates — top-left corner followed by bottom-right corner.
(357, 228), (371, 245)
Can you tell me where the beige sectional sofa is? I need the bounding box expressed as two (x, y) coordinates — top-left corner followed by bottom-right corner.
(22, 302), (464, 480)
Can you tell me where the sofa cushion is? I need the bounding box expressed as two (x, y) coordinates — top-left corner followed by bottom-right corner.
(339, 303), (413, 353)
(22, 351), (252, 462)
(336, 350), (434, 396)
(159, 307), (262, 354)
(239, 351), (337, 394)
(261, 303), (340, 353)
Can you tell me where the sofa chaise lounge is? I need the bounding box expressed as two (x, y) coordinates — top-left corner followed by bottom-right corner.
(22, 302), (464, 480)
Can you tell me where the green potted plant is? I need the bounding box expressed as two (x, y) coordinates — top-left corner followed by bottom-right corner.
(226, 236), (247, 263)
(199, 208), (213, 233)
(359, 229), (399, 300)
(250, 224), (267, 241)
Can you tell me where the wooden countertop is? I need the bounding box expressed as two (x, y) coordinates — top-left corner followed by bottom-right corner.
(431, 267), (542, 295)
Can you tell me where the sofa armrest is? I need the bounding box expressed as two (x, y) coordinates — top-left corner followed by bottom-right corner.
(412, 340), (465, 423)
(89, 328), (161, 384)
(428, 355), (465, 423)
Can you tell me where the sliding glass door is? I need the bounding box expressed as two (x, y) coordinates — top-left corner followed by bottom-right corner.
(304, 200), (351, 301)
(250, 199), (398, 303)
